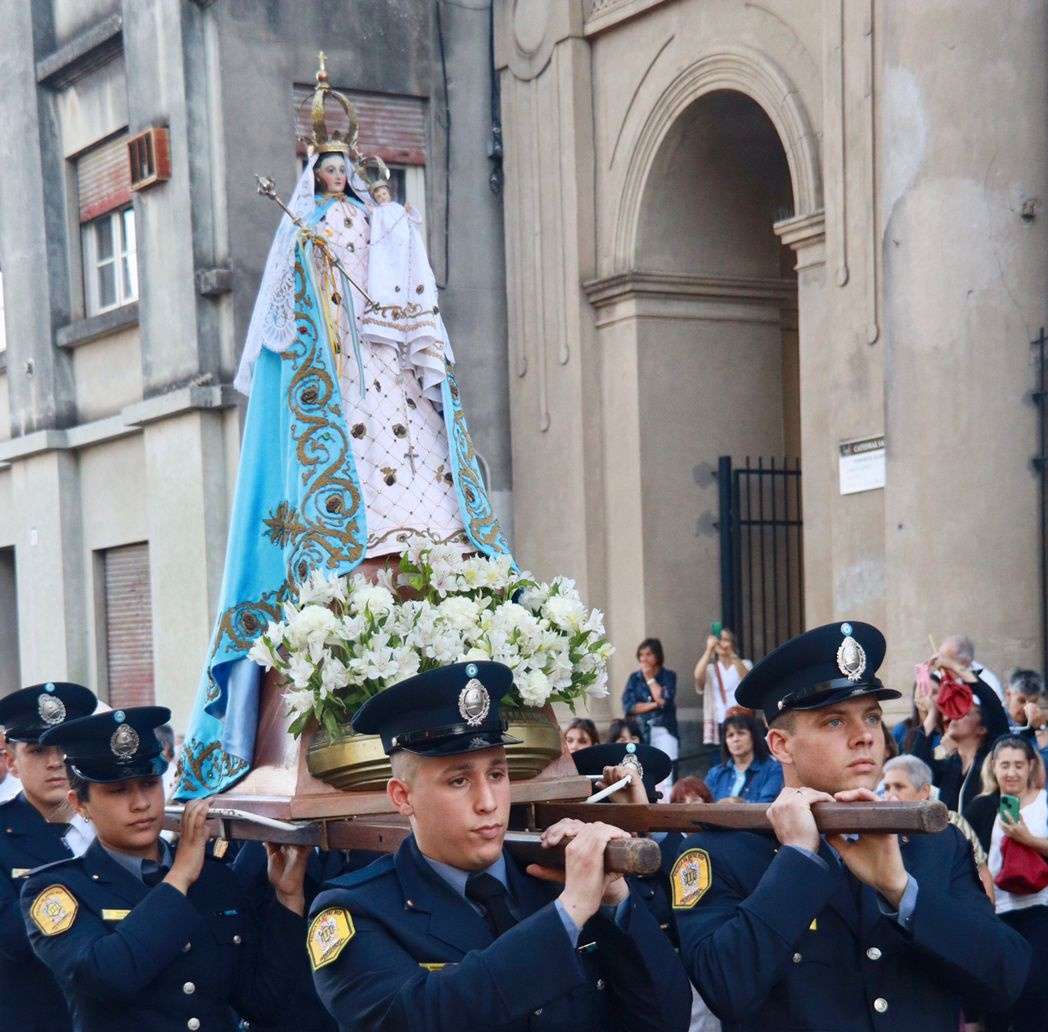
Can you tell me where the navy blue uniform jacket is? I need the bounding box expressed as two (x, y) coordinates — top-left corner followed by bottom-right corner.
(233, 841), (380, 1032)
(674, 824), (1031, 1031)
(0, 793), (76, 1031)
(21, 839), (311, 1032)
(310, 834), (693, 1031)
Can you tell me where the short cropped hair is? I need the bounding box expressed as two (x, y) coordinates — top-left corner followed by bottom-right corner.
(390, 749), (422, 785)
(942, 635), (976, 666)
(883, 754), (932, 792)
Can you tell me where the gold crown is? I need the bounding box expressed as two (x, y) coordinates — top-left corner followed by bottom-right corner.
(299, 52), (359, 158)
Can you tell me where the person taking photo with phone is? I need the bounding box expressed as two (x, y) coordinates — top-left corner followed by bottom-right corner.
(694, 626), (752, 747)
(964, 736), (1048, 1031)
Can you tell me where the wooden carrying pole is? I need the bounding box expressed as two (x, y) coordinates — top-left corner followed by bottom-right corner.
(530, 799), (949, 836)
(164, 799), (947, 877)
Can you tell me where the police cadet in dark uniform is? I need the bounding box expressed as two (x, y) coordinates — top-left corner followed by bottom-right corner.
(672, 621), (1032, 1031)
(308, 660), (693, 1031)
(21, 705), (314, 1032)
(232, 840), (381, 1032)
(0, 682), (97, 1032)
(570, 741), (678, 942)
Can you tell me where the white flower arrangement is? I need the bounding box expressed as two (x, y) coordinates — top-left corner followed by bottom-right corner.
(246, 538), (613, 738)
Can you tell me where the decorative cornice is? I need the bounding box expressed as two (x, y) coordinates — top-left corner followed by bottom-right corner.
(584, 0), (671, 37)
(583, 270), (797, 308)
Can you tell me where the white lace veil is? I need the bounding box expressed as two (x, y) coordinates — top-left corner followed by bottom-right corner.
(234, 155), (323, 395)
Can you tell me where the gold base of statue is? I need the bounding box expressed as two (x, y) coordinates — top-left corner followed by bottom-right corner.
(306, 704), (563, 790)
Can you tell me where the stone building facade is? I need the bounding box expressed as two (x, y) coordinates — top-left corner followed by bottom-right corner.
(495, 0), (1048, 737)
(0, 0), (512, 731)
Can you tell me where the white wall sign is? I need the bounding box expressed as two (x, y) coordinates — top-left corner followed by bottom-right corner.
(839, 434), (885, 495)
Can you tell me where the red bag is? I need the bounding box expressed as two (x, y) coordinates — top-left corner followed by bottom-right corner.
(937, 668), (974, 721)
(994, 836), (1048, 895)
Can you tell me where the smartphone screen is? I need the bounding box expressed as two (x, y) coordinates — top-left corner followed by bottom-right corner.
(1000, 794), (1022, 823)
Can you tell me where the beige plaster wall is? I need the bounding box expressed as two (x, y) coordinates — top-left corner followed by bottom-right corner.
(72, 327), (143, 423)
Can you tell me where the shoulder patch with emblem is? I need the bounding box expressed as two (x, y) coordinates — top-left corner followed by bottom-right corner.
(30, 884), (79, 936)
(670, 848), (712, 909)
(308, 907), (355, 970)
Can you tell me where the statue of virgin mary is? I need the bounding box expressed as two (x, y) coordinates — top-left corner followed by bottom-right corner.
(175, 57), (511, 798)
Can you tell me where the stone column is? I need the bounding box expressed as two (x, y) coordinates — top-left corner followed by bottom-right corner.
(494, 1), (611, 721)
(878, 0), (1048, 682)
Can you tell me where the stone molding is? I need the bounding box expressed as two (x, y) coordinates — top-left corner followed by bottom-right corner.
(584, 0), (671, 37)
(773, 211), (827, 271)
(614, 45), (822, 271)
(583, 270), (797, 328)
(496, 0), (585, 80)
(55, 303), (138, 351)
(0, 384), (238, 468)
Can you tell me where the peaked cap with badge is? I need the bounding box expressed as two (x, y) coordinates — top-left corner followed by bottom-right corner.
(736, 620), (899, 725)
(0, 681), (97, 744)
(40, 705), (171, 782)
(571, 742), (671, 803)
(352, 660), (521, 757)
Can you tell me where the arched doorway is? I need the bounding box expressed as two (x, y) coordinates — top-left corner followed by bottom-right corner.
(628, 89), (802, 672)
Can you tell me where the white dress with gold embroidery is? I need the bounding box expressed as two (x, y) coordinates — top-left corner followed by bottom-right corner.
(312, 196), (467, 558)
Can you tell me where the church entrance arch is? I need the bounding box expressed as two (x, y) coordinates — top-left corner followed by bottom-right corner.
(623, 86), (805, 676)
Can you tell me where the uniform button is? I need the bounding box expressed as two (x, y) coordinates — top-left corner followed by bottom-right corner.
(792, 953), (802, 964)
(183, 982), (195, 994)
(534, 1009), (543, 1016)
(91, 874), (99, 881)
(874, 997), (888, 1013)
(182, 942), (192, 953)
(232, 934), (242, 945)
(866, 946), (882, 961)
(596, 979), (605, 990)
(187, 1021), (200, 1031)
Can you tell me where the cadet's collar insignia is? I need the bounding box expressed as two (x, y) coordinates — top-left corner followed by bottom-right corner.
(621, 741), (644, 779)
(837, 630), (867, 682)
(110, 715), (140, 760)
(308, 907), (355, 970)
(670, 848), (712, 910)
(458, 679), (490, 727)
(37, 684), (66, 726)
(30, 884), (79, 936)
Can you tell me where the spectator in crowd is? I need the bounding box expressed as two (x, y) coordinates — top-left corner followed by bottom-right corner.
(963, 736), (1048, 1031)
(892, 679), (943, 753)
(670, 777), (714, 805)
(622, 638), (679, 793)
(881, 754), (994, 900)
(938, 633), (1003, 700)
(881, 721), (899, 760)
(1019, 689), (1048, 773)
(0, 729), (21, 804)
(1007, 668), (1045, 729)
(563, 717), (599, 753)
(693, 627), (752, 746)
(703, 711), (783, 803)
(909, 667), (1010, 813)
(607, 717), (643, 745)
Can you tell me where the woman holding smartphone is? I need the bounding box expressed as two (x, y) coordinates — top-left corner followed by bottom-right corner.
(965, 735), (1048, 1031)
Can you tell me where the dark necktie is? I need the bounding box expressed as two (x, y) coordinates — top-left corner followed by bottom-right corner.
(465, 872), (518, 938)
(141, 859), (170, 887)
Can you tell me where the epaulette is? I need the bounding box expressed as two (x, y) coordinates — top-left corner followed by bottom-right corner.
(324, 853), (395, 891)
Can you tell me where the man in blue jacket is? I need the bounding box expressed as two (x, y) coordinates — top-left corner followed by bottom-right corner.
(674, 621), (1031, 1030)
(309, 660), (693, 1031)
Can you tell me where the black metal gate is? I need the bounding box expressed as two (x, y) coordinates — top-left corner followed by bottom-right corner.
(717, 455), (804, 661)
(1033, 328), (1047, 677)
